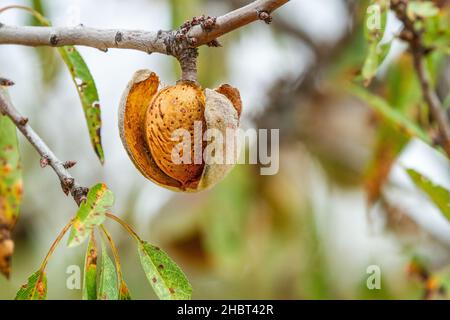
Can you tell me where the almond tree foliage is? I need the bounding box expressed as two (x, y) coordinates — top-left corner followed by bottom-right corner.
(0, 0), (290, 300)
(356, 0), (450, 298)
(3, 0), (450, 300)
(1, 4), (192, 300)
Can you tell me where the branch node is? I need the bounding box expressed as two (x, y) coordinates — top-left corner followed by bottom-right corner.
(63, 160), (77, 169)
(0, 78), (14, 86)
(40, 156), (50, 168)
(72, 186), (89, 206)
(188, 37), (198, 46)
(207, 39), (222, 47)
(49, 34), (59, 46)
(18, 117), (28, 126)
(201, 16), (217, 31)
(61, 177), (75, 195)
(114, 31), (123, 45)
(258, 10), (273, 24)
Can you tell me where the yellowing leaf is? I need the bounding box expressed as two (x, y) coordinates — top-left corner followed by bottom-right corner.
(82, 233), (98, 300)
(67, 183), (114, 247)
(0, 88), (22, 278)
(138, 241), (192, 300)
(119, 281), (131, 300)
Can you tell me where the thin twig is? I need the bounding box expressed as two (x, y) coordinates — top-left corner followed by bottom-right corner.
(391, 0), (450, 157)
(412, 50), (450, 156)
(0, 89), (88, 205)
(0, 0), (289, 55)
(0, 0), (290, 200)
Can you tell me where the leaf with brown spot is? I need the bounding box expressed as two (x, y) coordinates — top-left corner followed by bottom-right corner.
(138, 241), (192, 300)
(82, 233), (98, 300)
(67, 183), (114, 247)
(119, 281), (131, 300)
(25, 7), (104, 163)
(15, 270), (47, 300)
(0, 88), (22, 278)
(57, 48), (104, 163)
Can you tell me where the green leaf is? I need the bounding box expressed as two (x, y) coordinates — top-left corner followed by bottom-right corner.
(57, 47), (104, 163)
(29, 0), (61, 86)
(25, 7), (104, 163)
(364, 0), (388, 41)
(0, 87), (22, 278)
(362, 41), (392, 85)
(98, 239), (119, 300)
(406, 169), (450, 221)
(67, 183), (114, 247)
(138, 241), (192, 300)
(82, 233), (98, 300)
(15, 271), (47, 300)
(362, 0), (390, 85)
(348, 85), (430, 143)
(407, 1), (439, 20)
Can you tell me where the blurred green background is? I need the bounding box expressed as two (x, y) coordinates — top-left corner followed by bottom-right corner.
(2, 0), (450, 299)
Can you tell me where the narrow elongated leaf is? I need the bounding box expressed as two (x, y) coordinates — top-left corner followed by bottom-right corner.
(25, 8), (104, 163)
(362, 0), (390, 85)
(29, 0), (61, 86)
(406, 169), (450, 221)
(98, 240), (118, 300)
(349, 85), (430, 143)
(101, 224), (131, 300)
(67, 183), (114, 247)
(82, 233), (98, 300)
(364, 122), (409, 203)
(15, 271), (47, 300)
(57, 47), (104, 163)
(138, 241), (192, 300)
(362, 41), (392, 86)
(0, 88), (22, 278)
(364, 0), (388, 40)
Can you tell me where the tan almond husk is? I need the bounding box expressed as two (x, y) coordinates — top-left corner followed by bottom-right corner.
(119, 69), (241, 192)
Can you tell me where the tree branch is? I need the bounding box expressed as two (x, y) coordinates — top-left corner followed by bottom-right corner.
(0, 0), (289, 204)
(0, 88), (88, 206)
(0, 0), (289, 55)
(391, 0), (450, 158)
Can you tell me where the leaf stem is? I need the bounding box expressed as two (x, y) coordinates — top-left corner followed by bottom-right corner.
(39, 219), (74, 273)
(0, 5), (50, 26)
(105, 212), (141, 242)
